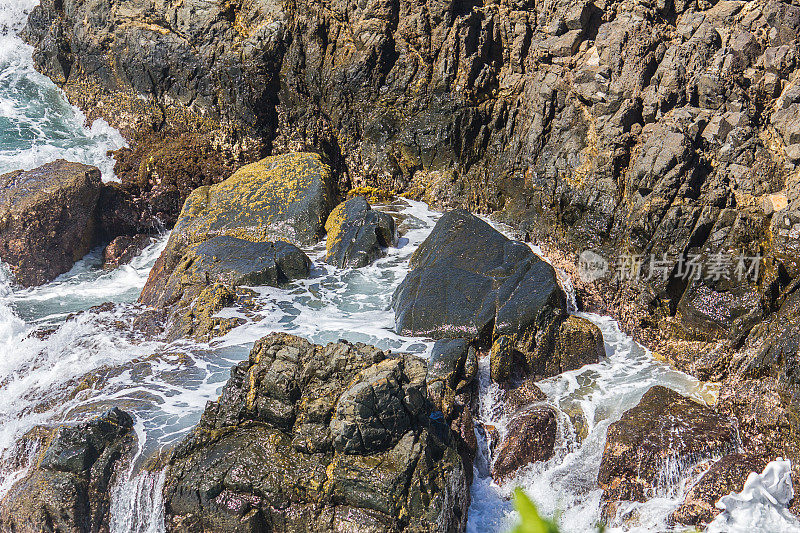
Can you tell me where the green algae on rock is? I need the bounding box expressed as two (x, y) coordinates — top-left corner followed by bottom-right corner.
(163, 333), (470, 532)
(325, 196), (396, 269)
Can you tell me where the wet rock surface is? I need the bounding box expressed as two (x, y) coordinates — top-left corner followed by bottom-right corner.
(671, 453), (769, 527)
(163, 333), (470, 532)
(0, 160), (102, 286)
(103, 233), (152, 269)
(598, 386), (738, 518)
(0, 408), (136, 533)
(325, 196), (396, 269)
(492, 406), (558, 481)
(148, 236), (310, 341)
(394, 209), (585, 384)
(136, 152), (332, 339)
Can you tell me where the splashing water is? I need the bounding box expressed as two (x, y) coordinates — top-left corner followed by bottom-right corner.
(0, 3), (799, 530)
(0, 0), (126, 178)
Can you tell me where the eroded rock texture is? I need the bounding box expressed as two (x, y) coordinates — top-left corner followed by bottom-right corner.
(0, 408), (136, 533)
(163, 333), (471, 532)
(393, 209), (603, 383)
(0, 160), (102, 286)
(598, 386), (738, 521)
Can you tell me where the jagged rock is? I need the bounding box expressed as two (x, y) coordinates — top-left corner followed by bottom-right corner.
(598, 386), (737, 520)
(325, 196), (396, 268)
(671, 453), (768, 527)
(393, 209), (587, 384)
(137, 152), (331, 339)
(0, 160), (101, 286)
(0, 408), (136, 533)
(23, 0), (800, 487)
(103, 233), (152, 269)
(491, 406), (557, 481)
(163, 333), (470, 532)
(151, 236), (310, 341)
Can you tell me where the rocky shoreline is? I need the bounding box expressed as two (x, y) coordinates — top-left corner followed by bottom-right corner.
(2, 0), (800, 530)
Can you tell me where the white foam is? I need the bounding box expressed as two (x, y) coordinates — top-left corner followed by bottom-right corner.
(0, 0), (126, 179)
(707, 459), (800, 533)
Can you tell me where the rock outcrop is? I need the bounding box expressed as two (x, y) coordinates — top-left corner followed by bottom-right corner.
(598, 386), (738, 521)
(492, 406), (558, 481)
(0, 408), (136, 533)
(137, 152), (333, 339)
(671, 453), (768, 527)
(163, 333), (470, 532)
(21, 0), (800, 500)
(103, 233), (152, 269)
(325, 197), (396, 268)
(393, 209), (602, 383)
(0, 160), (102, 286)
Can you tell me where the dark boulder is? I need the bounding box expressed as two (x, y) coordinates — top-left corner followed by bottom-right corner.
(671, 453), (768, 527)
(0, 408), (136, 533)
(0, 160), (102, 286)
(491, 406), (558, 481)
(140, 152), (335, 308)
(163, 333), (470, 532)
(393, 209), (598, 384)
(103, 233), (152, 269)
(426, 338), (477, 417)
(325, 196), (396, 268)
(598, 386), (737, 519)
(147, 236), (310, 341)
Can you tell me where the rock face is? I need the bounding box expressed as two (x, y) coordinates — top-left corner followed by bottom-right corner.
(23, 0), (800, 492)
(325, 197), (396, 268)
(0, 160), (101, 286)
(137, 152), (332, 339)
(163, 333), (470, 532)
(103, 233), (152, 269)
(394, 209), (601, 383)
(492, 406), (558, 481)
(671, 453), (768, 527)
(0, 408), (135, 533)
(598, 386), (738, 519)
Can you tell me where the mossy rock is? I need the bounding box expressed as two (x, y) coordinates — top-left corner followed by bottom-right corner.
(140, 152), (334, 308)
(325, 197), (396, 268)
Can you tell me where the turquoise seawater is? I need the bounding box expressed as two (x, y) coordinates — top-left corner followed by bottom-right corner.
(0, 0), (124, 177)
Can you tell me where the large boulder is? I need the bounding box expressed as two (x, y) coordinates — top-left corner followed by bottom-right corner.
(598, 386), (738, 520)
(325, 197), (396, 268)
(163, 333), (470, 532)
(0, 408), (136, 533)
(0, 160), (102, 286)
(393, 209), (601, 383)
(140, 152), (335, 307)
(150, 236), (310, 340)
(138, 152), (333, 339)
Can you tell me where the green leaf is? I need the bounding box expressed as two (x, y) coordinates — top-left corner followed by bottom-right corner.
(511, 488), (560, 533)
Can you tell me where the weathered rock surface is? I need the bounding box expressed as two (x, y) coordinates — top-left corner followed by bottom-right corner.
(103, 233), (152, 269)
(0, 408), (136, 533)
(163, 333), (470, 532)
(671, 453), (768, 527)
(149, 236), (310, 341)
(598, 386), (737, 519)
(135, 152), (332, 339)
(394, 209), (600, 384)
(0, 160), (101, 286)
(325, 196), (396, 268)
(23, 0), (800, 492)
(492, 406), (558, 481)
